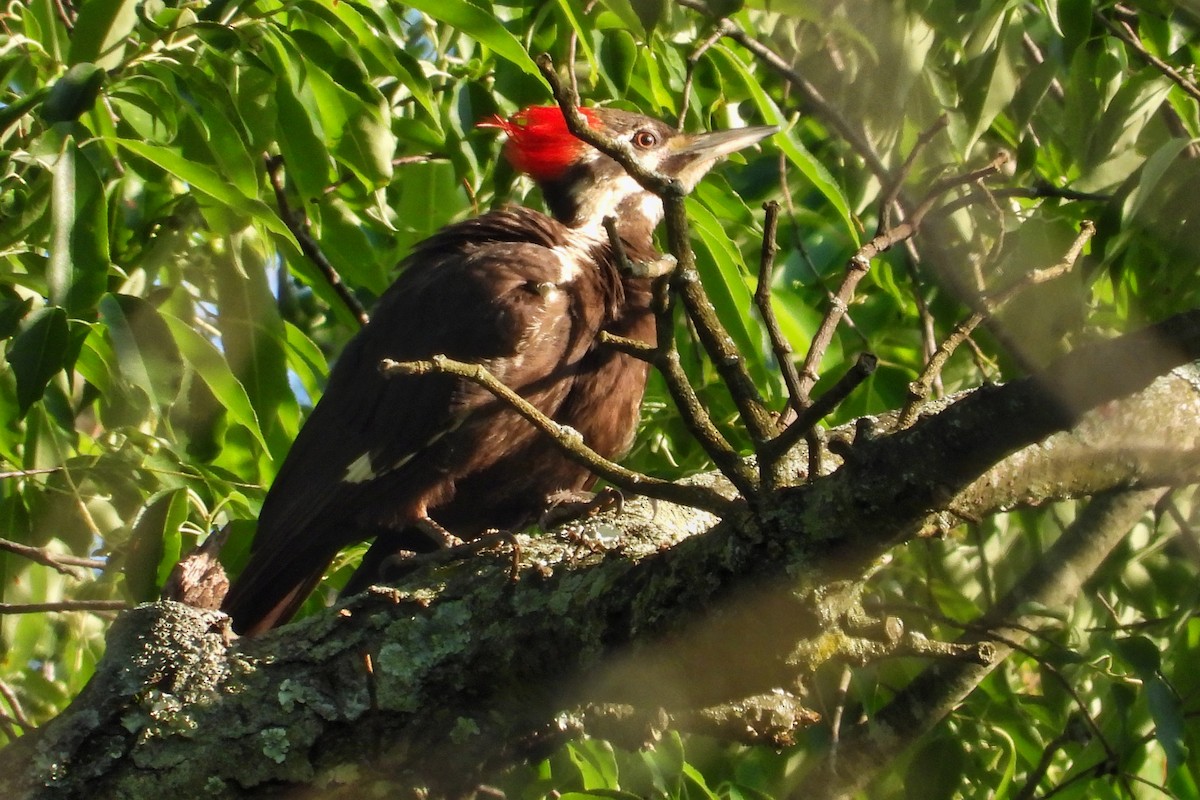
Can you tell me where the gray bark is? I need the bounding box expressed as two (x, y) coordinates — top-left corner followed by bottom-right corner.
(3, 315), (1199, 799)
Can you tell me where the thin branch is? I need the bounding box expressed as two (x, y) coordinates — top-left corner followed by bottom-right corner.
(761, 353), (877, 474)
(678, 25), (727, 129)
(1021, 32), (1065, 103)
(378, 357), (736, 515)
(0, 600), (129, 615)
(0, 679), (32, 732)
(897, 221), (1096, 429)
(754, 201), (804, 416)
(264, 154), (370, 327)
(536, 53), (771, 492)
(0, 537), (106, 578)
(877, 115), (948, 235)
(1097, 10), (1200, 103)
(935, 184), (1110, 219)
(796, 153), (1011, 402)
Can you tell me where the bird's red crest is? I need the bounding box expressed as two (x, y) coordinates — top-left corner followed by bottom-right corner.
(478, 105), (600, 181)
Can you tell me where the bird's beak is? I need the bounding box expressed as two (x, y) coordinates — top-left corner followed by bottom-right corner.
(668, 124), (778, 191)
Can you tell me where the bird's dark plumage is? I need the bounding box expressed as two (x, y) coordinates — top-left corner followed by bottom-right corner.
(222, 106), (775, 634)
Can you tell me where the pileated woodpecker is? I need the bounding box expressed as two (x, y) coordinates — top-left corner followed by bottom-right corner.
(222, 105), (775, 634)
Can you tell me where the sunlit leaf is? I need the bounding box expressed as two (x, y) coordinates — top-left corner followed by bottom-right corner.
(68, 0), (138, 69)
(404, 0), (546, 84)
(6, 306), (69, 417)
(161, 312), (269, 451)
(123, 489), (189, 603)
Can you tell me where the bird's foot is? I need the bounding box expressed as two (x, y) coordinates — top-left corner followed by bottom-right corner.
(538, 486), (624, 530)
(379, 528), (520, 582)
(413, 515), (467, 550)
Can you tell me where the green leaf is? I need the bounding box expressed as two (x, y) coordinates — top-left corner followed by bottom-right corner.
(109, 138), (300, 250)
(48, 136), (110, 317)
(687, 198), (772, 388)
(333, 104), (396, 187)
(1115, 635), (1162, 675)
(630, 0), (666, 36)
(0, 286), (35, 342)
(283, 322), (329, 404)
(161, 312), (269, 451)
(5, 306), (70, 417)
(682, 762), (721, 800)
(123, 489), (189, 603)
(905, 734), (966, 800)
(213, 240), (294, 459)
(69, 0), (138, 68)
(1146, 677), (1188, 775)
(403, 0), (546, 84)
(274, 76), (334, 200)
(98, 294), (184, 413)
(41, 63), (106, 123)
(553, 0), (598, 79)
(393, 160), (467, 254)
(0, 86), (50, 136)
(709, 44), (858, 244)
(568, 739), (619, 789)
(327, 3), (435, 117)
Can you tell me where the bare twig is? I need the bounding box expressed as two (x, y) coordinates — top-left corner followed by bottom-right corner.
(379, 357), (736, 515)
(897, 221), (1096, 428)
(1021, 32), (1065, 102)
(754, 201), (804, 416)
(796, 153), (1011, 402)
(536, 53), (771, 492)
(0, 537), (106, 578)
(877, 115), (948, 235)
(264, 155), (370, 327)
(678, 25), (727, 128)
(0, 467), (60, 479)
(761, 353), (877, 472)
(0, 600), (129, 615)
(597, 331), (657, 361)
(1097, 10), (1200, 103)
(0, 679), (32, 732)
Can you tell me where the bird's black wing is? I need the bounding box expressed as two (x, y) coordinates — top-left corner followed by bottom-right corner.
(223, 210), (596, 633)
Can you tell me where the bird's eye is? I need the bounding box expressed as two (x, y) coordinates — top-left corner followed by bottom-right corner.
(632, 130), (659, 149)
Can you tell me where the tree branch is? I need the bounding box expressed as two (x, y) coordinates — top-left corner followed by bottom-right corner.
(3, 316), (1198, 797)
(795, 487), (1165, 800)
(536, 53), (779, 456)
(264, 154), (370, 327)
(378, 356), (735, 516)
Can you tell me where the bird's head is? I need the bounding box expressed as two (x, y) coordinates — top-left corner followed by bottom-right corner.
(480, 105), (776, 238)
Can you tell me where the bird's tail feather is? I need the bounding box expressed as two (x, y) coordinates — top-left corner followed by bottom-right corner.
(221, 535), (341, 635)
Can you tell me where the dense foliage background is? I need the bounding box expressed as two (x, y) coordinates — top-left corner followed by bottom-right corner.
(1, 0), (1199, 796)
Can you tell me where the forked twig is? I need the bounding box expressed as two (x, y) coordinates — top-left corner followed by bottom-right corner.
(536, 53), (770, 496)
(896, 221), (1096, 428)
(754, 201), (804, 416)
(760, 353), (878, 480)
(796, 153), (1012, 403)
(379, 357), (736, 515)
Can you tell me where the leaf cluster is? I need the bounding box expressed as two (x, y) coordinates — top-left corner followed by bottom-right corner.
(0, 0), (1198, 797)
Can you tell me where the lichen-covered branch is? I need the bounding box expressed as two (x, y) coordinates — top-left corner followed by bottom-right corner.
(3, 316), (1199, 798)
(796, 487), (1166, 800)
